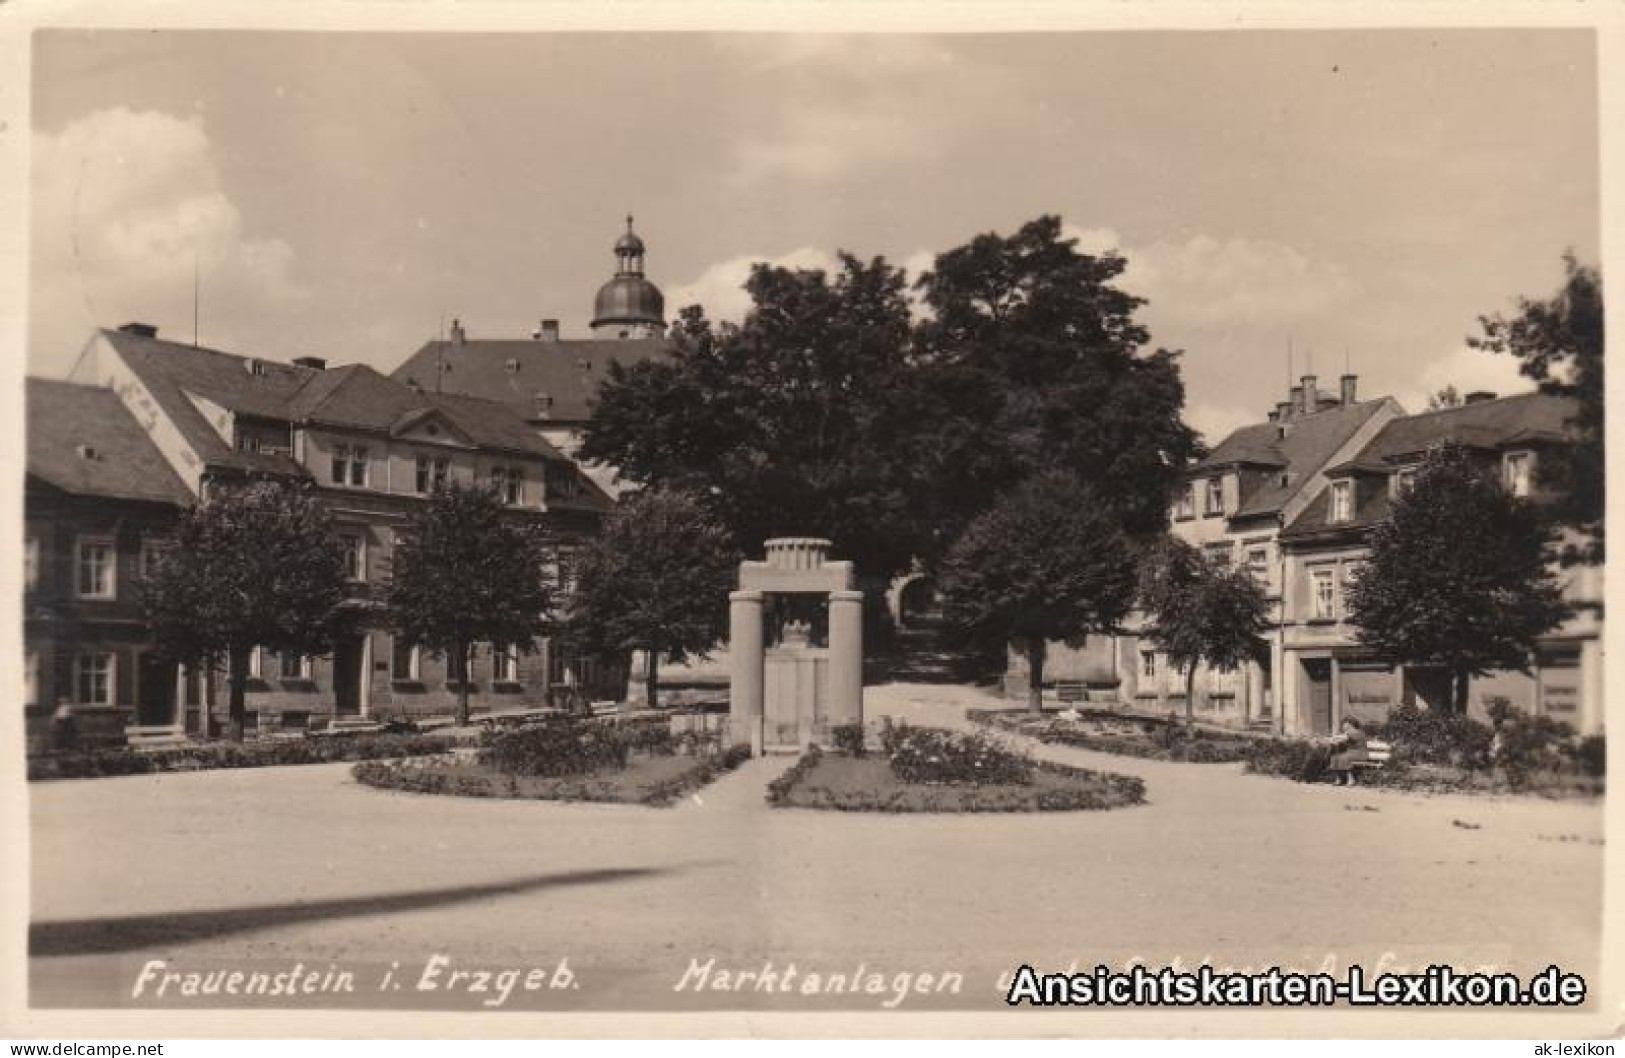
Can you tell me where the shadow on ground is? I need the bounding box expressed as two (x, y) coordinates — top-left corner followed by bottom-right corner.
(31, 866), (677, 957)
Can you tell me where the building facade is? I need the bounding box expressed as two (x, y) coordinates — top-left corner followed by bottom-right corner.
(56, 321), (619, 738)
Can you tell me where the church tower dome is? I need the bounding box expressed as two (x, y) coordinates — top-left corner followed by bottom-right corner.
(591, 215), (666, 339)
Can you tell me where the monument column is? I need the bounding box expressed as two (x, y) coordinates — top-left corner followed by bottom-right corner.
(827, 589), (864, 728)
(729, 589), (765, 755)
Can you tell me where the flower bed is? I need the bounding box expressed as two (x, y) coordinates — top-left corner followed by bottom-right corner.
(27, 732), (455, 781)
(968, 708), (1254, 763)
(766, 737), (1145, 814)
(354, 743), (751, 806)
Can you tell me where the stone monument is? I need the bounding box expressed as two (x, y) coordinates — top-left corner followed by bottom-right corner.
(729, 538), (864, 755)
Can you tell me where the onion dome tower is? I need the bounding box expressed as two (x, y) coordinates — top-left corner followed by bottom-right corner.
(590, 215), (666, 339)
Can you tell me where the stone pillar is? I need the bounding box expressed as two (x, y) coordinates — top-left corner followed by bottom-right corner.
(827, 589), (864, 729)
(730, 589), (765, 755)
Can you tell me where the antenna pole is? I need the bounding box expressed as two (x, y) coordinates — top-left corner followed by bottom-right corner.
(192, 247), (200, 347)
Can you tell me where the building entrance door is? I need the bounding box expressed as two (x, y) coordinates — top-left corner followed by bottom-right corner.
(136, 652), (177, 726)
(1303, 658), (1333, 735)
(333, 635), (365, 716)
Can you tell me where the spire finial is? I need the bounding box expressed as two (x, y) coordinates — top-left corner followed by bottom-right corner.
(626, 213), (635, 233)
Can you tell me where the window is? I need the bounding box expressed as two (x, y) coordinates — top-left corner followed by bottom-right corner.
(1330, 480), (1353, 523)
(25, 650), (38, 707)
(76, 536), (115, 599)
(1342, 561), (1365, 597)
(545, 463), (581, 501)
(279, 651), (312, 680)
(1311, 567), (1337, 621)
(237, 433), (262, 454)
(416, 455), (450, 494)
(392, 637), (421, 681)
(493, 643), (520, 683)
(248, 646), (264, 680)
(75, 652), (114, 705)
(1174, 483), (1196, 520)
(1204, 476), (1224, 517)
(139, 537), (166, 582)
(25, 535), (39, 591)
(330, 444), (368, 487)
(1205, 543), (1232, 568)
(1246, 547), (1269, 583)
(1505, 451), (1532, 497)
(492, 466), (523, 505)
(1393, 467), (1417, 497)
(340, 533), (366, 582)
(1140, 650), (1157, 679)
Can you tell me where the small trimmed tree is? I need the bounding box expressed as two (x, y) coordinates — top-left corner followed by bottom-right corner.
(938, 472), (1140, 714)
(1345, 442), (1570, 715)
(566, 489), (741, 708)
(142, 478), (349, 743)
(1137, 537), (1271, 721)
(387, 481), (558, 726)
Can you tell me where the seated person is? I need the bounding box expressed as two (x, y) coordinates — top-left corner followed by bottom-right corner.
(1325, 717), (1369, 786)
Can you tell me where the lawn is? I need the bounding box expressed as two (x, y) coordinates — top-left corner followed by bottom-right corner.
(766, 749), (1145, 813)
(971, 707), (1255, 763)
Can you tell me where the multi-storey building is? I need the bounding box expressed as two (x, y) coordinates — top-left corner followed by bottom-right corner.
(1277, 391), (1603, 735)
(24, 378), (193, 750)
(389, 217), (670, 494)
(60, 322), (616, 736)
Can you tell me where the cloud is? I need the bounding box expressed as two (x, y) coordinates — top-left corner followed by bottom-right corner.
(721, 36), (1000, 187)
(1395, 343), (1536, 414)
(30, 107), (309, 375)
(665, 246), (841, 323)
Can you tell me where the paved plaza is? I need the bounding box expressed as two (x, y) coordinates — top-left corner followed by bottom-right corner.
(28, 684), (1604, 1012)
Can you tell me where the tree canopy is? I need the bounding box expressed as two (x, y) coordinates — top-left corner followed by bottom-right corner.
(1137, 537), (1270, 720)
(1469, 254), (1604, 564)
(142, 478), (349, 742)
(566, 488), (741, 709)
(386, 481), (558, 725)
(937, 471), (1140, 713)
(1344, 442), (1569, 715)
(580, 255), (928, 583)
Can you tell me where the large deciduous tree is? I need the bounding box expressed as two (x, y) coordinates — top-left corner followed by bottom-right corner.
(937, 472), (1139, 714)
(142, 478), (349, 743)
(1137, 537), (1271, 721)
(1344, 442), (1569, 716)
(566, 488), (740, 709)
(913, 215), (1200, 548)
(1468, 254), (1604, 564)
(580, 255), (927, 584)
(387, 481), (557, 726)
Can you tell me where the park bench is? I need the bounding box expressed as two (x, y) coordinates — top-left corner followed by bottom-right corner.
(1054, 681), (1088, 704)
(1349, 738), (1393, 776)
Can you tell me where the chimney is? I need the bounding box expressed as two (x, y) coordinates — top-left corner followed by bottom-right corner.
(1340, 374), (1358, 406)
(293, 356), (327, 371)
(1287, 387), (1303, 418)
(1464, 390), (1497, 405)
(1275, 400), (1294, 424)
(1300, 375), (1317, 415)
(449, 318), (466, 346)
(537, 319), (560, 342)
(1266, 409), (1280, 424)
(118, 322), (158, 338)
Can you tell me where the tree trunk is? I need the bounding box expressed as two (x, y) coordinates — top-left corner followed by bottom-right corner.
(645, 650), (660, 711)
(1026, 641), (1045, 715)
(1452, 665), (1470, 717)
(1186, 662), (1198, 723)
(226, 646), (249, 744)
(454, 639), (471, 727)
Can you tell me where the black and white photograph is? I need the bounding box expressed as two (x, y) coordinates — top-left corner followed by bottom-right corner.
(1, 1), (1616, 1043)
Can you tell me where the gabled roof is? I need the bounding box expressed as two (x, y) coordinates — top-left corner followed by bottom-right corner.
(26, 378), (193, 506)
(100, 328), (569, 465)
(390, 337), (670, 423)
(1281, 390), (1577, 543)
(1357, 391), (1573, 464)
(1196, 399), (1393, 520)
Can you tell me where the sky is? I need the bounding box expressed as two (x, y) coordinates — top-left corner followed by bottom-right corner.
(28, 28), (1599, 443)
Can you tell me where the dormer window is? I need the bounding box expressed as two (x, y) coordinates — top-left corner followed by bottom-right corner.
(1174, 482), (1196, 520)
(1504, 451), (1532, 497)
(1204, 476), (1224, 517)
(1330, 480), (1353, 523)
